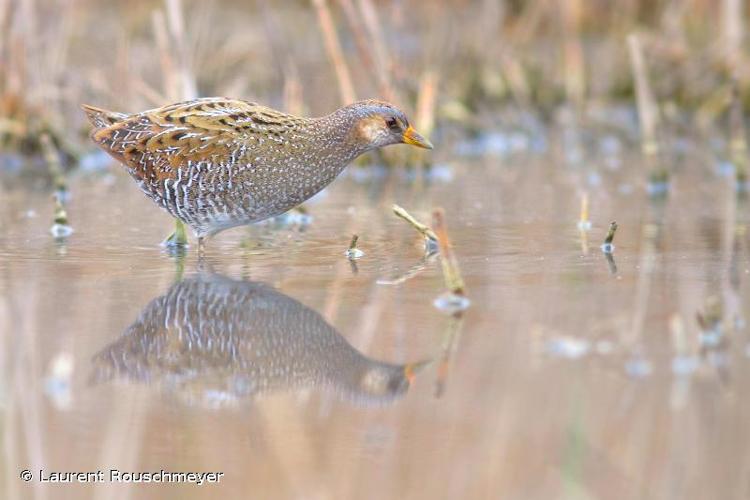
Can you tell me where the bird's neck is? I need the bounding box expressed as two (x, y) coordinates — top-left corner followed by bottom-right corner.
(312, 108), (371, 164)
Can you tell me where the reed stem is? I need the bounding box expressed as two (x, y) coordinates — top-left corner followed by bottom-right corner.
(729, 82), (748, 187)
(432, 208), (465, 296)
(312, 0), (356, 104)
(39, 133), (66, 194)
(627, 34), (660, 158)
(604, 221), (618, 245)
(348, 234), (359, 251)
(393, 204), (438, 242)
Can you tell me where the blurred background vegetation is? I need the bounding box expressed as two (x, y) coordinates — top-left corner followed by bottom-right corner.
(0, 0), (747, 166)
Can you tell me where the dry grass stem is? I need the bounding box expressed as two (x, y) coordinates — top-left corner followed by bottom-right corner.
(723, 0), (743, 68)
(39, 133), (66, 192)
(627, 34), (660, 157)
(337, 0), (395, 100)
(312, 0), (356, 104)
(562, 0), (586, 105)
(151, 9), (179, 101)
(165, 0), (197, 100)
(355, 0), (393, 92)
(432, 208), (465, 296)
(729, 82), (748, 186)
(579, 192), (589, 224)
(348, 234), (359, 251)
(393, 204), (438, 242)
(604, 221), (618, 245)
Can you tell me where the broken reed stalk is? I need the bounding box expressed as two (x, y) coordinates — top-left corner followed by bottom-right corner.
(580, 192), (589, 222)
(0, 0), (9, 59)
(729, 82), (748, 187)
(562, 0), (586, 106)
(259, 3), (307, 116)
(627, 34), (660, 158)
(500, 51), (531, 105)
(432, 208), (466, 296)
(337, 0), (395, 101)
(151, 9), (179, 101)
(393, 204), (438, 242)
(577, 193), (591, 253)
(39, 133), (66, 193)
(52, 197), (69, 226)
(348, 234), (359, 251)
(345, 233), (364, 259)
(627, 40), (656, 147)
(604, 221), (618, 245)
(577, 191), (591, 231)
(412, 70), (438, 169)
(164, 0), (197, 100)
(312, 0), (356, 104)
(723, 0), (743, 69)
(356, 0), (393, 91)
(415, 71), (438, 138)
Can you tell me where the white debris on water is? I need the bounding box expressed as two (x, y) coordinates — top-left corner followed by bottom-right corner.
(50, 223), (74, 238)
(546, 336), (590, 359)
(345, 248), (364, 259)
(433, 292), (471, 315)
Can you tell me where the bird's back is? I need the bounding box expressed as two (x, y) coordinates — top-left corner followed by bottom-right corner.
(84, 98), (297, 182)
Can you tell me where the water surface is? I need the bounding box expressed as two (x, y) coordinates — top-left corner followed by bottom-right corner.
(1, 141), (749, 499)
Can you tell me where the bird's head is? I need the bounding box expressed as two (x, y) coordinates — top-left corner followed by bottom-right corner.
(352, 359), (432, 405)
(343, 100), (433, 151)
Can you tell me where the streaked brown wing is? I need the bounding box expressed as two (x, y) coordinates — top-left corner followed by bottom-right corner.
(90, 98), (293, 183)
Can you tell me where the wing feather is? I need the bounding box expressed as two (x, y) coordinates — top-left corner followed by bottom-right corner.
(90, 98), (300, 183)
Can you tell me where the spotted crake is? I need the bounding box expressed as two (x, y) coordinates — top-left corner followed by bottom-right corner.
(83, 98), (432, 250)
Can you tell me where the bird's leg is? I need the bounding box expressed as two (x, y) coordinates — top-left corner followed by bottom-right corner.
(161, 219), (189, 248)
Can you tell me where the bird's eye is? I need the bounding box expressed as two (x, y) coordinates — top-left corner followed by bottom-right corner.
(386, 117), (400, 131)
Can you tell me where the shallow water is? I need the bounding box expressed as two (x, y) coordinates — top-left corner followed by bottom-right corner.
(2, 140), (749, 499)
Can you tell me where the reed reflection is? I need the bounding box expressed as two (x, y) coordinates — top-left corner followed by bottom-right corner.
(93, 273), (424, 407)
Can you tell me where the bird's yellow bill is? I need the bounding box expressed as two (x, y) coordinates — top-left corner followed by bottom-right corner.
(402, 126), (434, 150)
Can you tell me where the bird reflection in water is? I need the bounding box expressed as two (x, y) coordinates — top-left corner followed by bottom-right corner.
(92, 273), (426, 407)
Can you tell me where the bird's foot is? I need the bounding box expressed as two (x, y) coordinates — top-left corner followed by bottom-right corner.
(161, 220), (189, 248)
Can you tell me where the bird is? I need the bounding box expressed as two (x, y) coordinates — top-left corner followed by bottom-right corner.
(91, 272), (428, 407)
(82, 98), (433, 252)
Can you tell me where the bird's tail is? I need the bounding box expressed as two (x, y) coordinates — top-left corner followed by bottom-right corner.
(80, 104), (128, 129)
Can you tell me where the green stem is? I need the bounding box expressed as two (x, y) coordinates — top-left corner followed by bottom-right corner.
(348, 234), (359, 251)
(604, 221), (618, 245)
